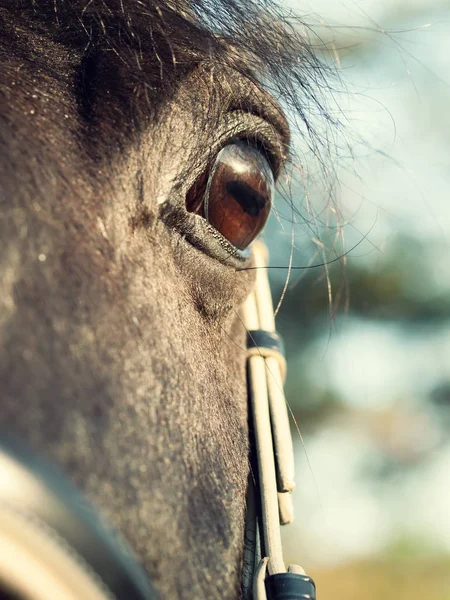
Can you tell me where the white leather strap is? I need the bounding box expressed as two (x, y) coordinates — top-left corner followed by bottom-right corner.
(241, 240), (303, 583)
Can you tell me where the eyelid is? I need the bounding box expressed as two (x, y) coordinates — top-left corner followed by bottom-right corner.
(226, 135), (278, 181)
(206, 66), (291, 159)
(173, 110), (287, 207)
(214, 111), (288, 180)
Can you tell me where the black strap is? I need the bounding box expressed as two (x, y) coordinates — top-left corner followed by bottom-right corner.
(246, 330), (285, 357)
(265, 573), (316, 600)
(0, 434), (158, 600)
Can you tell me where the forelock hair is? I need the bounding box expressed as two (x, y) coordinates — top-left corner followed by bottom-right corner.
(5, 0), (338, 154)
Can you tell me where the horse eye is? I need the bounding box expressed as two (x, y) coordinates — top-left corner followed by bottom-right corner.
(186, 142), (274, 250)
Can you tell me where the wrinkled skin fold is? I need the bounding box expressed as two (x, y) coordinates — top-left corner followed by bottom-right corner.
(0, 1), (327, 597)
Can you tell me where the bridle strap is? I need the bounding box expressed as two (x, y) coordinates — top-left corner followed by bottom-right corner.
(242, 241), (316, 600)
(0, 435), (157, 600)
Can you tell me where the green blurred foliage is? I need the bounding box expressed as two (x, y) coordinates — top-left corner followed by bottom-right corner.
(273, 233), (450, 424)
(274, 234), (450, 333)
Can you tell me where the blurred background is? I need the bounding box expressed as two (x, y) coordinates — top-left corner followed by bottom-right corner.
(264, 1), (450, 598)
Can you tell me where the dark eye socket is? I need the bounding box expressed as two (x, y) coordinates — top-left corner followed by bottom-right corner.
(186, 142), (274, 250)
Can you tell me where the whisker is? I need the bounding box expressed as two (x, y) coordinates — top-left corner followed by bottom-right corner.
(238, 220), (376, 271)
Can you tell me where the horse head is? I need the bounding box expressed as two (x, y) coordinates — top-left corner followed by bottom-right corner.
(0, 1), (329, 596)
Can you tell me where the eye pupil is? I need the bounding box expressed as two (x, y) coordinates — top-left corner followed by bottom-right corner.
(225, 180), (267, 217)
(186, 141), (275, 251)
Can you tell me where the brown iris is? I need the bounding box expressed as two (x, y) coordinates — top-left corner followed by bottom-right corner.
(186, 142), (274, 250)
